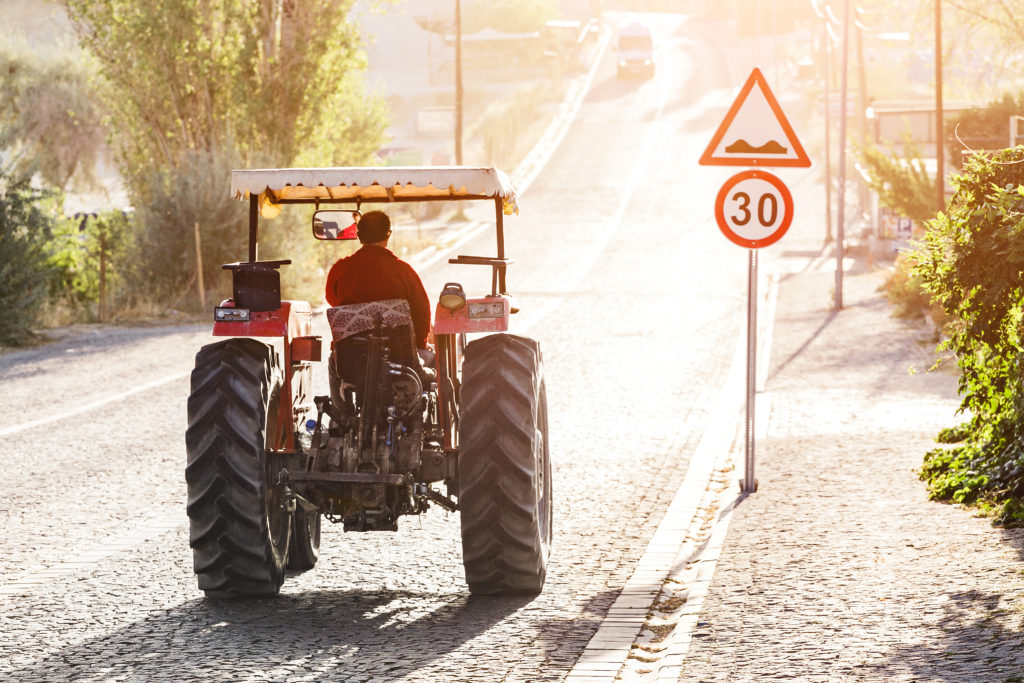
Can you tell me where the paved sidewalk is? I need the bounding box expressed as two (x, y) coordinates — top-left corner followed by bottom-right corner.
(680, 264), (1024, 680)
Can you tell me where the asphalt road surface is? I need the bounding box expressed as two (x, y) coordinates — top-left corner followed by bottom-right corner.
(1, 12), (768, 682)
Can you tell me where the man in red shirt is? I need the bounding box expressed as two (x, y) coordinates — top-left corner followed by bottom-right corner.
(325, 210), (431, 348)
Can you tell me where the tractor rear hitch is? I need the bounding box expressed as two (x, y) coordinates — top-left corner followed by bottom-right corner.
(279, 477), (317, 515)
(415, 483), (458, 512)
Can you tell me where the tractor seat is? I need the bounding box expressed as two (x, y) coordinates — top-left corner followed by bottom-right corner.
(327, 299), (435, 385)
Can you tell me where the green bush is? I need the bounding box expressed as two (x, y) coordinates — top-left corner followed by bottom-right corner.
(48, 210), (129, 318)
(857, 131), (937, 225)
(914, 147), (1024, 526)
(127, 148), (246, 308)
(0, 166), (57, 345)
(945, 91), (1024, 168)
(884, 252), (939, 320)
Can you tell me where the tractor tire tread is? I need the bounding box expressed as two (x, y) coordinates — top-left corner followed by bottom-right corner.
(458, 334), (551, 595)
(185, 338), (288, 598)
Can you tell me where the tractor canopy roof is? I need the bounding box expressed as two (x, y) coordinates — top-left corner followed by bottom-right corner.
(231, 166), (517, 214)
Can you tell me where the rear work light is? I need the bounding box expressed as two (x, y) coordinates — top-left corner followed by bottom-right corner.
(215, 307), (250, 322)
(468, 300), (505, 319)
(439, 282), (467, 311)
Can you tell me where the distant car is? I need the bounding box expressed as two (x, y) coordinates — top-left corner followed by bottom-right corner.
(616, 22), (654, 78)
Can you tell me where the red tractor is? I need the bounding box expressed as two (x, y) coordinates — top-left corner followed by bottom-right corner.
(185, 167), (551, 598)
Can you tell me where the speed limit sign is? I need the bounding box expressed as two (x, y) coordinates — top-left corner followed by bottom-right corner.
(714, 170), (794, 248)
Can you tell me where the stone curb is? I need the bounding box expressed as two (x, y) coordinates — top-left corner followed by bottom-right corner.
(566, 273), (780, 681)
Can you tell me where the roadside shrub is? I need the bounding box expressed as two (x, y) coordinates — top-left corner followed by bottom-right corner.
(48, 210), (130, 320)
(0, 166), (57, 345)
(945, 91), (1024, 169)
(126, 148), (246, 309)
(914, 147), (1024, 526)
(884, 252), (936, 319)
(857, 131), (937, 225)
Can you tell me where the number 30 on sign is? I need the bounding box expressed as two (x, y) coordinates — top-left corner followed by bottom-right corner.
(713, 170), (794, 249)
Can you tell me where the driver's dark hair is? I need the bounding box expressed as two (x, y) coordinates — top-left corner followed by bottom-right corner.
(357, 210), (391, 244)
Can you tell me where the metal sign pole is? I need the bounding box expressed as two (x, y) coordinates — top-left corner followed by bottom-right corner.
(744, 248), (758, 493)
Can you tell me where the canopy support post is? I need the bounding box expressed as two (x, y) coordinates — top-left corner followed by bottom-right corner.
(495, 197), (507, 294)
(248, 195), (259, 263)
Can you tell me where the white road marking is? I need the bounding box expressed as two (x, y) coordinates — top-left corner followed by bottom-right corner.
(0, 371), (191, 438)
(511, 41), (675, 338)
(409, 25), (613, 275)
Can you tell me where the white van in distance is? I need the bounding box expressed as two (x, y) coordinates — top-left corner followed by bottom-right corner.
(616, 22), (654, 78)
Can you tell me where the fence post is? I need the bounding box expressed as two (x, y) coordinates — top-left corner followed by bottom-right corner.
(194, 221), (206, 310)
(99, 229), (107, 323)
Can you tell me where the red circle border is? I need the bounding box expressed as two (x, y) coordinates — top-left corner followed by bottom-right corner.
(713, 170), (794, 249)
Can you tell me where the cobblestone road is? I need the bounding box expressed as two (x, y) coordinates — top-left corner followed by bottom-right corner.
(0, 12), (761, 682)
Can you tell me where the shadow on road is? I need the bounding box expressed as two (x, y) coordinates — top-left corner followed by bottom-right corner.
(768, 307), (839, 381)
(876, 580), (1024, 681)
(7, 588), (533, 680)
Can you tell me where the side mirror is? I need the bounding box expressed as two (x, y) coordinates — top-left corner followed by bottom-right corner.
(312, 210), (360, 240)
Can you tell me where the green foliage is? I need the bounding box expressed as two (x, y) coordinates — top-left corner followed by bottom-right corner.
(0, 42), (106, 191)
(884, 252), (941, 321)
(464, 0), (559, 33)
(62, 0), (389, 301)
(913, 147), (1024, 526)
(48, 210), (129, 316)
(945, 91), (1024, 166)
(0, 164), (58, 345)
(936, 422), (971, 444)
(63, 0), (386, 176)
(856, 131), (938, 225)
(125, 147), (245, 307)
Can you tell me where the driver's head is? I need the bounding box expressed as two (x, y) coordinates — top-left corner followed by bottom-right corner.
(357, 210), (391, 244)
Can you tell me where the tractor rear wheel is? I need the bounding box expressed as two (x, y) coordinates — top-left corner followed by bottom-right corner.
(186, 339), (291, 598)
(458, 334), (551, 594)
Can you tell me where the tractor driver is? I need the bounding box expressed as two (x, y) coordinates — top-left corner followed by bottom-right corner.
(325, 210), (432, 352)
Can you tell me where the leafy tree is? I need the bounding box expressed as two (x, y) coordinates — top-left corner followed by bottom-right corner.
(0, 43), (106, 191)
(914, 148), (1024, 525)
(943, 1), (1024, 59)
(0, 163), (58, 345)
(63, 0), (386, 179)
(62, 0), (388, 299)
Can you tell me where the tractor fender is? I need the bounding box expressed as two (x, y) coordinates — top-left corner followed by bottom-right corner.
(434, 295), (510, 335)
(212, 300), (318, 455)
(213, 300), (314, 339)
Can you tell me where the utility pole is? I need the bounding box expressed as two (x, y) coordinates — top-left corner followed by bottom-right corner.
(935, 0), (944, 212)
(822, 4), (833, 244)
(813, 0), (834, 245)
(835, 0), (850, 310)
(454, 0), (464, 166)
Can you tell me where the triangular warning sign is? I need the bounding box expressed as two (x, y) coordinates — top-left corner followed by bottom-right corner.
(699, 67), (811, 168)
